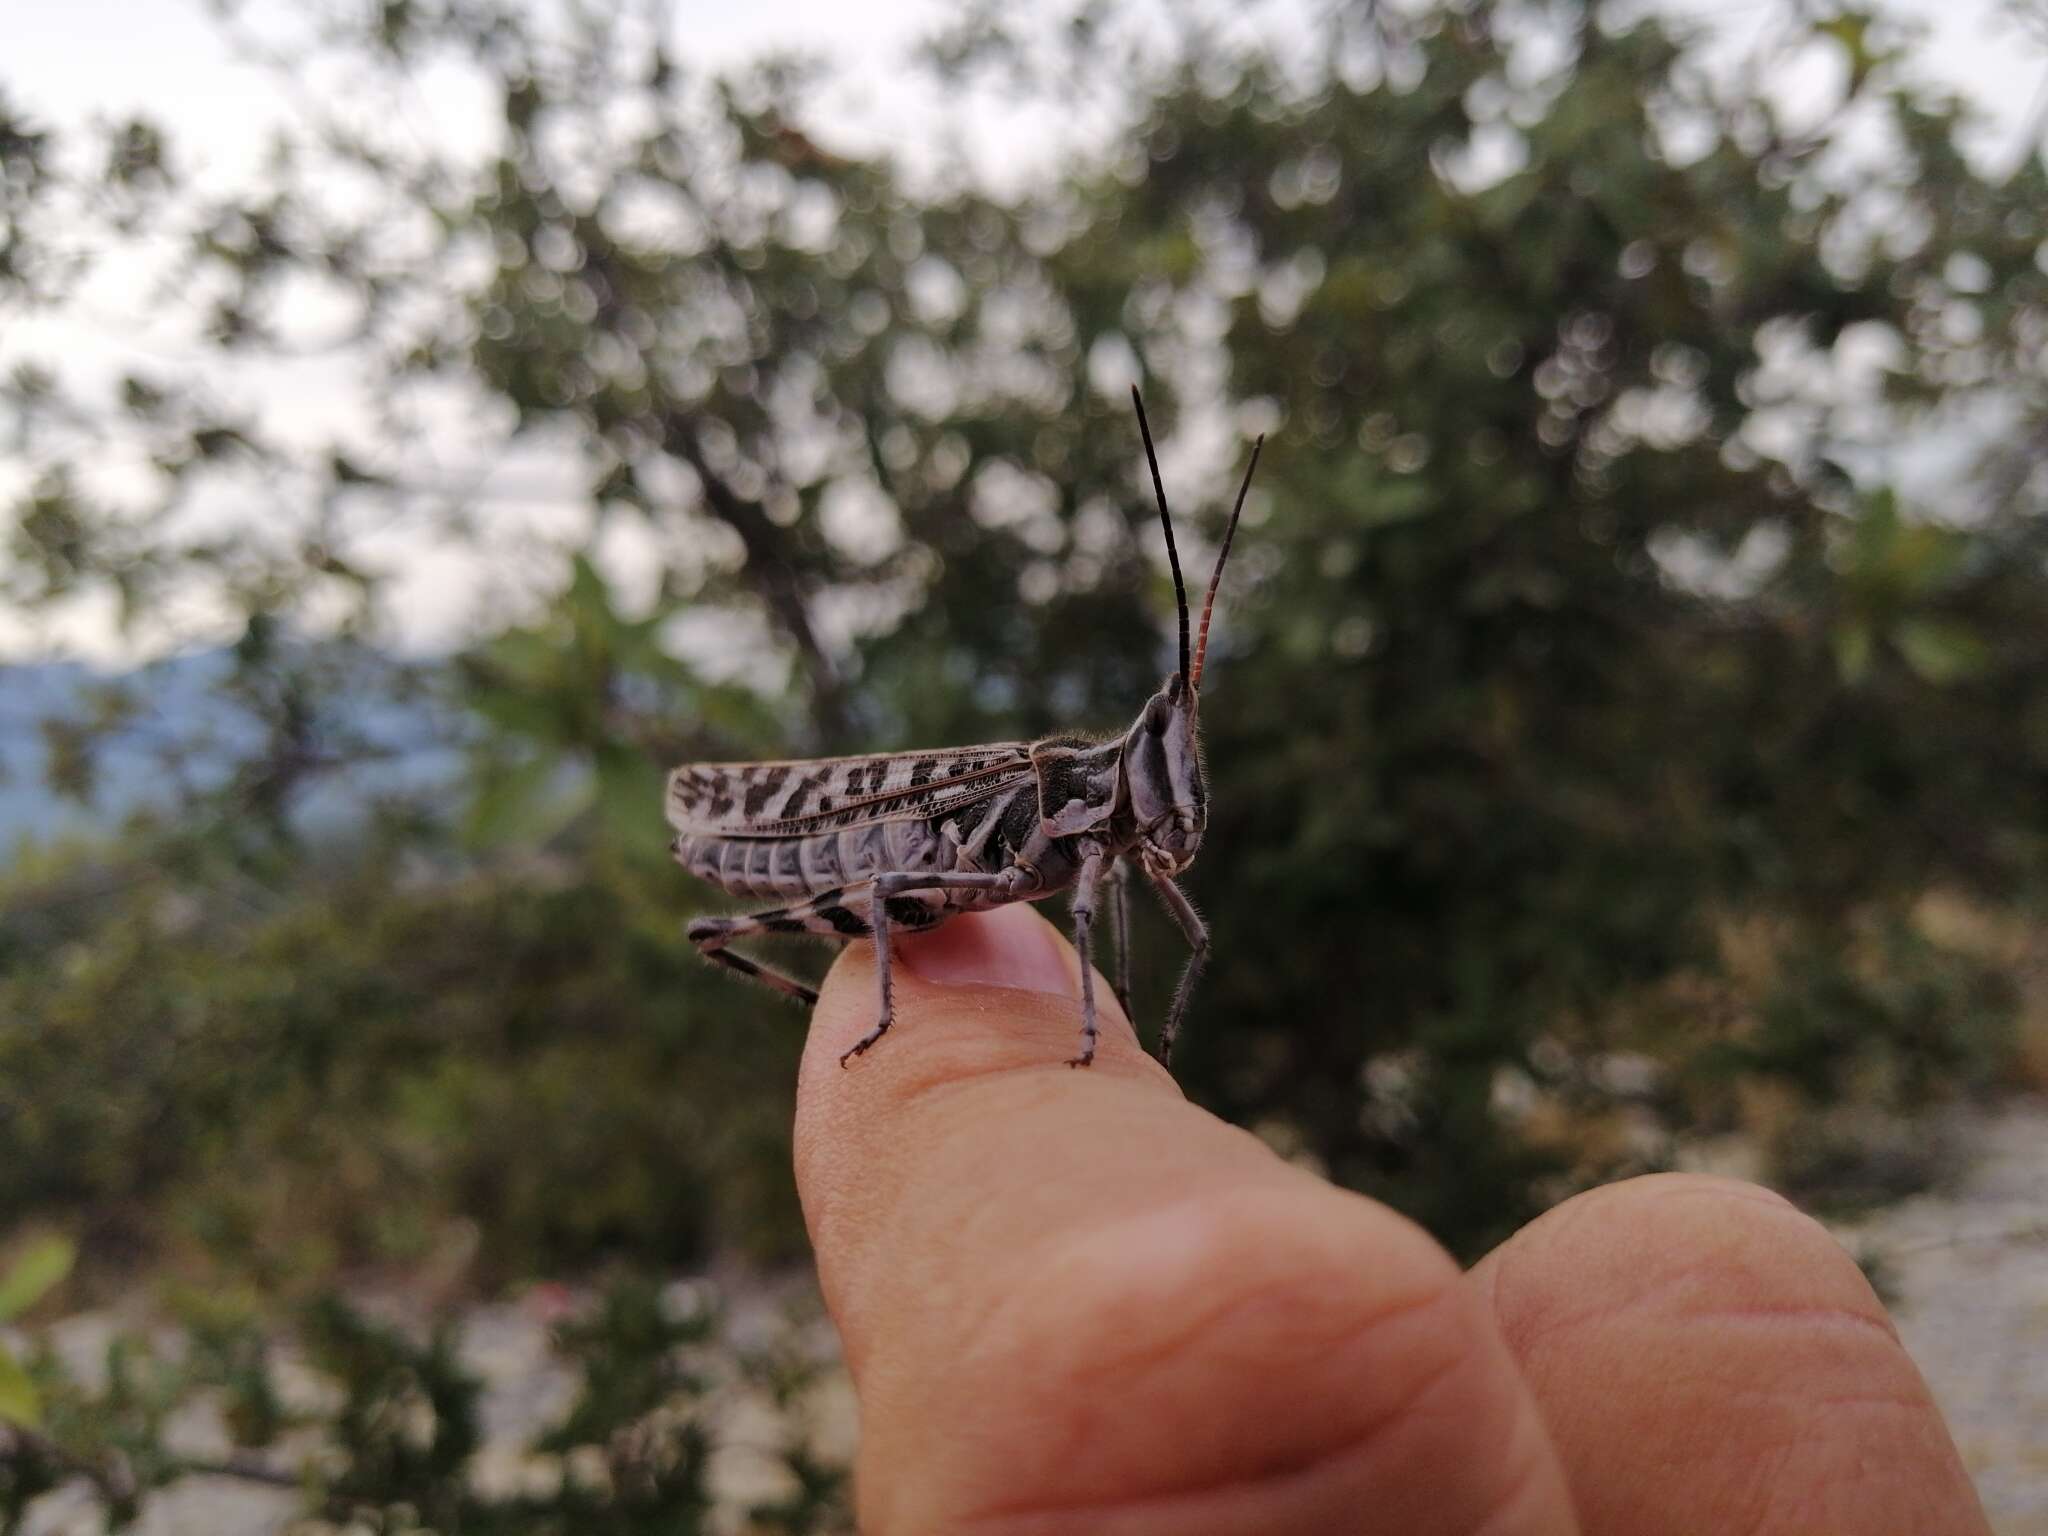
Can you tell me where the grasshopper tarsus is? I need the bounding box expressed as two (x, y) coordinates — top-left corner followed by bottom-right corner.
(839, 1022), (890, 1069)
(1067, 1018), (1100, 1068)
(846, 955), (894, 1067)
(669, 391), (1265, 1072)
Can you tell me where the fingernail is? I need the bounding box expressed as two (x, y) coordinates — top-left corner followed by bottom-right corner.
(899, 905), (1075, 998)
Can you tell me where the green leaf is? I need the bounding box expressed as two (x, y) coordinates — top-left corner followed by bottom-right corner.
(0, 1236), (74, 1323)
(0, 1345), (41, 1428)
(1816, 14), (1883, 96)
(464, 752), (587, 850)
(594, 745), (666, 849)
(1894, 619), (1989, 685)
(1890, 524), (1968, 596)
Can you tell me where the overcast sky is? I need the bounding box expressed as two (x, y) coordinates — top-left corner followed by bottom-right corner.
(4, 0), (1068, 192)
(9, 0), (2041, 178)
(3, 0), (2044, 666)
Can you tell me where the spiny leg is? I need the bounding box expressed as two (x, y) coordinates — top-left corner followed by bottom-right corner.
(861, 877), (894, 1068)
(685, 914), (825, 1007)
(1106, 856), (1134, 1021)
(843, 866), (1033, 1068)
(1067, 848), (1108, 1068)
(1149, 874), (1210, 1067)
(687, 880), (905, 1009)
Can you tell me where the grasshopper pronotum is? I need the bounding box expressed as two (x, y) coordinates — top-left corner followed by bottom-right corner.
(667, 388), (1263, 1069)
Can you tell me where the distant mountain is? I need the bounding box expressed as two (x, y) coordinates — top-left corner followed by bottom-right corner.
(0, 644), (470, 849)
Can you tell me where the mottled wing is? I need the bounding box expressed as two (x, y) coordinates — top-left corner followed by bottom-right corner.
(666, 743), (1035, 839)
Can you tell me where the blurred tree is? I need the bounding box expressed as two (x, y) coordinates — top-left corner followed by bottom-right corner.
(5, 3), (2048, 1518)
(4, 0), (2048, 1531)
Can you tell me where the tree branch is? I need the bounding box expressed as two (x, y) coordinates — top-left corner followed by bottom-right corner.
(1, 1423), (305, 1501)
(166, 1451), (304, 1489)
(1, 1422), (136, 1505)
(662, 413), (851, 744)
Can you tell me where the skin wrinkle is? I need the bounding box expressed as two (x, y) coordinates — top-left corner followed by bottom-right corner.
(1719, 1434), (1805, 1536)
(1719, 1371), (1953, 1491)
(1327, 1302), (1548, 1507)
(1490, 1212), (1908, 1427)
(899, 1039), (1173, 1118)
(847, 1163), (1564, 1536)
(819, 1154), (1198, 1404)
(1712, 1389), (1919, 1536)
(1507, 1271), (1901, 1369)
(966, 1266), (1468, 1503)
(947, 1291), (1542, 1536)
(1675, 1300), (1901, 1342)
(1472, 1175), (1989, 1536)
(968, 1189), (1455, 1400)
(1796, 1386), (1938, 1413)
(1481, 1178), (1895, 1363)
(1726, 1411), (1943, 1536)
(864, 1084), (1140, 1288)
(957, 1356), (1460, 1527)
(1465, 1421), (1574, 1536)
(945, 1429), (1488, 1536)
(874, 1171), (1478, 1511)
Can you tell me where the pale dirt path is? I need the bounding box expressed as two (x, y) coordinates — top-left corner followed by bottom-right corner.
(1829, 1099), (2048, 1536)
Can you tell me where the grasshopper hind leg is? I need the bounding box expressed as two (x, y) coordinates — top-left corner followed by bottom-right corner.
(685, 914), (827, 1006)
(690, 868), (1035, 1069)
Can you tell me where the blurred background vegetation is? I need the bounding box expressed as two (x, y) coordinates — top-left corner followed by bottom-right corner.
(4, 0), (2047, 1527)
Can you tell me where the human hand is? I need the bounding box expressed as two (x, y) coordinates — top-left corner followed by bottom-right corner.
(794, 904), (1988, 1536)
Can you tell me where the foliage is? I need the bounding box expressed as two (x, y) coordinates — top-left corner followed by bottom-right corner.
(0, 1276), (850, 1534)
(0, 847), (809, 1286)
(5, 0), (2048, 1524)
(0, 1237), (74, 1432)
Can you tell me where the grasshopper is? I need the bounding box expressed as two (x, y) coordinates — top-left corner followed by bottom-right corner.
(667, 388), (1263, 1069)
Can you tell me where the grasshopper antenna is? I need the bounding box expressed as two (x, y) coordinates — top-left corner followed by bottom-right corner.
(1190, 434), (1264, 691)
(1131, 385), (1190, 680)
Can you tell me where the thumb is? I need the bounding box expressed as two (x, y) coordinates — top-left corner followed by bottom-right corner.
(793, 903), (1575, 1536)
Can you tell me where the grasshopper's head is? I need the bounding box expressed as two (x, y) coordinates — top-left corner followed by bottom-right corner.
(1124, 672), (1205, 877)
(1123, 387), (1262, 881)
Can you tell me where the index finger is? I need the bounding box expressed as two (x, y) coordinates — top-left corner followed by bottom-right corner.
(792, 903), (1575, 1536)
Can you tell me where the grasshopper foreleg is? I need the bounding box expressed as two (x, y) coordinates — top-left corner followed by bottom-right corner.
(846, 866), (1035, 1069)
(1150, 874), (1210, 1066)
(1066, 848), (1109, 1068)
(1106, 856), (1134, 1023)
